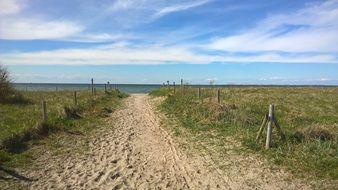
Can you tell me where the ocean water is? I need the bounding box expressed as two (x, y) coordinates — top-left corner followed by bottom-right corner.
(12, 83), (337, 94)
(13, 83), (162, 94)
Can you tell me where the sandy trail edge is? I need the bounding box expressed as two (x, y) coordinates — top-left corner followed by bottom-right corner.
(21, 94), (312, 189)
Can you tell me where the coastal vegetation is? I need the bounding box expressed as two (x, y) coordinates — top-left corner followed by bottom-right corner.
(0, 65), (28, 104)
(150, 86), (338, 180)
(0, 66), (128, 173)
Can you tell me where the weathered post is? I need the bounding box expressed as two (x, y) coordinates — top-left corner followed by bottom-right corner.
(266, 104), (274, 149)
(173, 82), (176, 93)
(181, 79), (183, 95)
(42, 100), (47, 122)
(104, 84), (107, 93)
(256, 114), (268, 142)
(198, 87), (201, 99)
(74, 91), (77, 106)
(217, 88), (221, 103)
(91, 78), (94, 96)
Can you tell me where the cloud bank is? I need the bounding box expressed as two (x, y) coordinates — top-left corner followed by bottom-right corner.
(1, 0), (338, 65)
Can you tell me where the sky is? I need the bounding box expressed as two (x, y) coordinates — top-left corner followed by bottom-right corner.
(0, 0), (338, 85)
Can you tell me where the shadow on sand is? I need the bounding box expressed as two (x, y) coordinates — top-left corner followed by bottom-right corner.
(0, 166), (35, 182)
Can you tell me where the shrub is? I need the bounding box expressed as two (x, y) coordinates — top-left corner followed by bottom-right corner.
(0, 64), (29, 104)
(0, 65), (13, 101)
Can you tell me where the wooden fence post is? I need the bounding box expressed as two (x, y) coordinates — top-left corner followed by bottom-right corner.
(42, 100), (47, 122)
(104, 84), (107, 93)
(256, 114), (268, 142)
(198, 87), (201, 99)
(74, 91), (77, 106)
(91, 78), (94, 96)
(181, 79), (183, 95)
(256, 104), (285, 148)
(217, 88), (221, 103)
(266, 104), (274, 149)
(173, 82), (176, 93)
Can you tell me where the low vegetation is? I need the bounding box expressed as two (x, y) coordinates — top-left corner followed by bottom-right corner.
(150, 86), (338, 180)
(0, 65), (29, 104)
(0, 89), (128, 170)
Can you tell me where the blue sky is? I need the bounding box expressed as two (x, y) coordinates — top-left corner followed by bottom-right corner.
(0, 0), (338, 84)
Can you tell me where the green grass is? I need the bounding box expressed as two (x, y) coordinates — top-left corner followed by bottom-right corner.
(151, 86), (338, 180)
(0, 89), (128, 169)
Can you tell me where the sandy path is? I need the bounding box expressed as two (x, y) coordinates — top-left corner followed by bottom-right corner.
(28, 94), (228, 189)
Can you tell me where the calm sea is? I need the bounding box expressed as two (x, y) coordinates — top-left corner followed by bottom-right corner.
(12, 83), (337, 94)
(13, 83), (162, 93)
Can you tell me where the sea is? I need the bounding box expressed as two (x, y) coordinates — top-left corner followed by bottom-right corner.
(13, 83), (162, 94)
(12, 83), (337, 94)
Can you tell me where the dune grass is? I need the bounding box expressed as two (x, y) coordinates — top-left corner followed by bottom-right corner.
(150, 86), (338, 180)
(0, 89), (128, 169)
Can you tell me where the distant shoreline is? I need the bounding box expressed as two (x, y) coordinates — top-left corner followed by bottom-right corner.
(12, 82), (338, 87)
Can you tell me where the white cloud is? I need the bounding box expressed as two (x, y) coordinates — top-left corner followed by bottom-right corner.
(1, 44), (337, 66)
(258, 77), (337, 84)
(0, 0), (22, 15)
(0, 45), (216, 65)
(153, 0), (211, 18)
(108, 0), (147, 12)
(208, 0), (338, 53)
(0, 0), (84, 41)
(0, 0), (211, 40)
(0, 18), (83, 40)
(107, 0), (212, 23)
(64, 33), (129, 43)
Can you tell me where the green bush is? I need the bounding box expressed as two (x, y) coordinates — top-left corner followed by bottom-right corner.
(0, 64), (29, 104)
